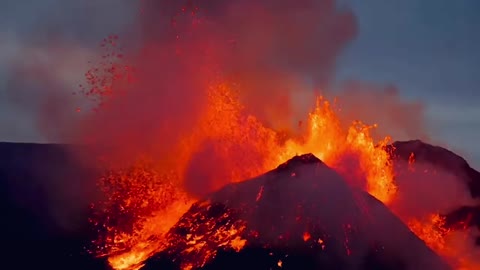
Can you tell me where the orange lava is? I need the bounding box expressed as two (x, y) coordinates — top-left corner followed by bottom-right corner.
(90, 82), (399, 269)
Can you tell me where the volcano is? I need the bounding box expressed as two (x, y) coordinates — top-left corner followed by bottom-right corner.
(142, 154), (451, 270)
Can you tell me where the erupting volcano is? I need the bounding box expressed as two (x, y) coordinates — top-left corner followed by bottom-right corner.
(88, 82), (401, 269)
(3, 1), (478, 270)
(86, 81), (480, 270)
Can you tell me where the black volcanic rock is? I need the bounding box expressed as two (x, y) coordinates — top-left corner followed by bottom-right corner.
(143, 154), (452, 270)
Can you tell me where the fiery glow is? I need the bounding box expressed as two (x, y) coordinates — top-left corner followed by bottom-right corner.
(272, 97), (396, 203)
(303, 232), (311, 242)
(408, 214), (480, 270)
(89, 159), (195, 269)
(408, 213), (451, 253)
(89, 82), (400, 270)
(166, 204), (249, 270)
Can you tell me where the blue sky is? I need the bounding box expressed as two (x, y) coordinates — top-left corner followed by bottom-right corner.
(0, 1), (479, 167)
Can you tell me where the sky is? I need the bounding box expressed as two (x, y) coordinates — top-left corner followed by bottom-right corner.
(0, 0), (479, 167)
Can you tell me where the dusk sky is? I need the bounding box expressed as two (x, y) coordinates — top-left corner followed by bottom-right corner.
(0, 1), (479, 166)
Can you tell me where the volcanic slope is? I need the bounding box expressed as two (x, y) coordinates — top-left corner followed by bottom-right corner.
(143, 154), (452, 270)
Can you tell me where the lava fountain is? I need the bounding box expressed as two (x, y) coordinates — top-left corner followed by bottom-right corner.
(88, 81), (399, 269)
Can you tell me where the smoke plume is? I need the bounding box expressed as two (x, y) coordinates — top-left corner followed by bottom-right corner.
(74, 0), (356, 160)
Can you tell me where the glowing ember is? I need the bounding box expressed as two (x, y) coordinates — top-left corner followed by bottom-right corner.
(168, 206), (248, 270)
(408, 213), (451, 254)
(302, 232), (311, 242)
